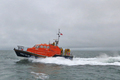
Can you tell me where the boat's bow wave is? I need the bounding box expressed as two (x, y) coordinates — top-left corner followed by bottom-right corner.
(28, 54), (120, 66)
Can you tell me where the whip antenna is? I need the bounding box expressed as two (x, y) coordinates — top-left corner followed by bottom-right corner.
(56, 29), (63, 46)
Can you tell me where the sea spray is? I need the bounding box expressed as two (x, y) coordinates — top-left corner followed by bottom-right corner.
(29, 55), (120, 66)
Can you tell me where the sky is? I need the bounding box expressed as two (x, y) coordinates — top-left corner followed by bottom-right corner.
(0, 0), (120, 50)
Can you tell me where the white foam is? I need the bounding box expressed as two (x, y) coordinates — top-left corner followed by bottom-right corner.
(29, 54), (120, 66)
(31, 71), (49, 80)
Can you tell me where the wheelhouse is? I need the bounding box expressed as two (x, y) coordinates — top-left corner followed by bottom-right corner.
(33, 44), (50, 49)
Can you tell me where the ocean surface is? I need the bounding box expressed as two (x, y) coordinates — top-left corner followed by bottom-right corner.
(1, 49), (120, 80)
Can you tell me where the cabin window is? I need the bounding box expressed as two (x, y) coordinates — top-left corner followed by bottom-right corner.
(44, 46), (46, 48)
(41, 46), (43, 48)
(36, 45), (40, 48)
(33, 45), (36, 47)
(47, 46), (49, 49)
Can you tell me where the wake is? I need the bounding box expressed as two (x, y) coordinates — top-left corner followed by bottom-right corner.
(29, 54), (120, 66)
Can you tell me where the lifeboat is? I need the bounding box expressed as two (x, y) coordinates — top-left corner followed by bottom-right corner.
(14, 29), (73, 60)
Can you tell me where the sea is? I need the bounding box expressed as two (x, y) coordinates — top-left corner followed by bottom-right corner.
(1, 48), (120, 80)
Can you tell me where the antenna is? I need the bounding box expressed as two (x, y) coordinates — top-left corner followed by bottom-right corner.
(56, 29), (63, 46)
(58, 29), (60, 42)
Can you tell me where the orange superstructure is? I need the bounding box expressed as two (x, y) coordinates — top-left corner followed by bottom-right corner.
(27, 44), (61, 57)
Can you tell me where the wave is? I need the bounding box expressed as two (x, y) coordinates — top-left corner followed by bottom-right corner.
(29, 54), (120, 66)
(31, 71), (49, 80)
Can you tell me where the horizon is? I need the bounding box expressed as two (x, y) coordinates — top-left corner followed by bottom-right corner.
(1, 46), (120, 51)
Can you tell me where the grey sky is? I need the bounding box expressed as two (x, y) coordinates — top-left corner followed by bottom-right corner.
(0, 0), (120, 49)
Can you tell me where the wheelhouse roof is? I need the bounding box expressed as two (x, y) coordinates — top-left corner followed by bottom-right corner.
(34, 44), (49, 47)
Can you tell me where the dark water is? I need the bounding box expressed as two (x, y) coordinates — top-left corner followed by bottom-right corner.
(1, 50), (120, 80)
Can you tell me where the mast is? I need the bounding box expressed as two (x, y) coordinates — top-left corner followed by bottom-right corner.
(55, 29), (62, 46)
(58, 29), (60, 43)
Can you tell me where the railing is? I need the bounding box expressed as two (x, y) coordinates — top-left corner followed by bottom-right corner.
(17, 46), (28, 51)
